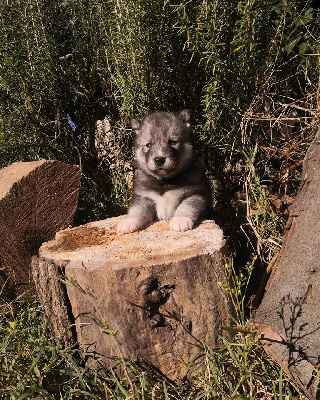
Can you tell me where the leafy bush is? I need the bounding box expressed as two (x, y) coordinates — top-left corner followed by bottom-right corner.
(1, 1), (318, 222)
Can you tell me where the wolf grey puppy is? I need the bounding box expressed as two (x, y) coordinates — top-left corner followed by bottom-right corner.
(117, 110), (212, 234)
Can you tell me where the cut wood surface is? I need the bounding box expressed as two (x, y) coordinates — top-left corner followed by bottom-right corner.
(255, 132), (320, 400)
(0, 160), (81, 298)
(32, 217), (232, 380)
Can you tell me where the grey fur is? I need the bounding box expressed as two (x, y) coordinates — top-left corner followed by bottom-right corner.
(117, 110), (212, 233)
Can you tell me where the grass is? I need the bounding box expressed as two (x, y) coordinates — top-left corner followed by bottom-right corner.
(0, 261), (306, 399)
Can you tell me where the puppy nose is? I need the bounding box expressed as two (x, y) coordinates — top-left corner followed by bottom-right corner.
(154, 156), (166, 167)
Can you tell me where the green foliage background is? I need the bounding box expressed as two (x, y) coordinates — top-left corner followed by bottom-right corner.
(1, 0), (319, 224)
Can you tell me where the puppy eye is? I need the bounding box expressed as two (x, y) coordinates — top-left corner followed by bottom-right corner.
(145, 143), (152, 149)
(168, 140), (178, 146)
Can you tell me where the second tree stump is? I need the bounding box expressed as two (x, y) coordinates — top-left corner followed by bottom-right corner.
(0, 160), (81, 298)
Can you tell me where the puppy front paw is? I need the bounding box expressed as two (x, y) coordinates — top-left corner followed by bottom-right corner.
(170, 216), (194, 232)
(117, 217), (143, 234)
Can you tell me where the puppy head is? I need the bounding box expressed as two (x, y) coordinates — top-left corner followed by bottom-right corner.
(132, 110), (195, 179)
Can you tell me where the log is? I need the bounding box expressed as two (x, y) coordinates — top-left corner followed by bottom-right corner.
(255, 131), (320, 400)
(32, 217), (232, 380)
(0, 160), (81, 298)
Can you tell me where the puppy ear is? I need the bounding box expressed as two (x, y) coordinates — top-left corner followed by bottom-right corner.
(177, 109), (191, 126)
(131, 118), (141, 131)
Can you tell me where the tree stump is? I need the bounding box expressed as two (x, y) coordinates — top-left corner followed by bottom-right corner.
(32, 217), (232, 380)
(255, 132), (320, 400)
(0, 160), (81, 298)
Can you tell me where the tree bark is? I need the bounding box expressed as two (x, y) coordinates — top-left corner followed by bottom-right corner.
(32, 217), (232, 380)
(0, 160), (81, 298)
(255, 131), (320, 400)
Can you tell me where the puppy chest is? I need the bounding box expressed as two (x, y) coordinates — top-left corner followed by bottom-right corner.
(145, 189), (185, 220)
(155, 194), (178, 220)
